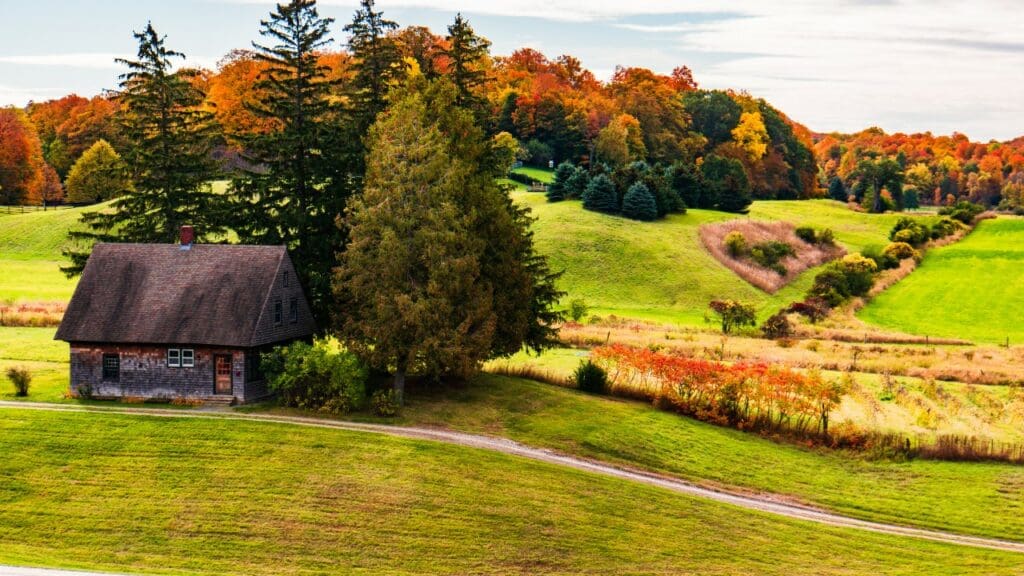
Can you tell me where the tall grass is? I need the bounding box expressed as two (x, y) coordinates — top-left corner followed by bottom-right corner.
(700, 220), (845, 293)
(0, 301), (65, 327)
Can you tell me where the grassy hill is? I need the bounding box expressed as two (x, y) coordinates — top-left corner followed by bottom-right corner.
(1, 407), (1020, 575)
(517, 191), (914, 324)
(860, 217), (1024, 344)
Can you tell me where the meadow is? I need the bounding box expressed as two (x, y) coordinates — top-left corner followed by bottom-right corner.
(860, 217), (1024, 344)
(5, 408), (1021, 575)
(0, 203), (96, 302)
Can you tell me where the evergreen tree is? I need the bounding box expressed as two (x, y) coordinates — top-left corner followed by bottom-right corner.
(230, 0), (352, 327)
(564, 166), (589, 199)
(64, 139), (132, 204)
(903, 188), (920, 210)
(345, 0), (403, 135)
(64, 23), (221, 274)
(546, 161), (575, 202)
(335, 79), (562, 403)
(582, 173), (618, 213)
(621, 182), (658, 221)
(441, 13), (491, 110)
(701, 154), (751, 213)
(668, 162), (702, 208)
(828, 176), (847, 202)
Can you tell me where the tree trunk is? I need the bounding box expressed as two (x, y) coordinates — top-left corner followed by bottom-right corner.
(393, 369), (406, 406)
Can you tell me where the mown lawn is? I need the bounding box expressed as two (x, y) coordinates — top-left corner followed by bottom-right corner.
(0, 408), (1020, 575)
(0, 327), (68, 402)
(512, 165), (555, 183)
(321, 374), (1024, 543)
(520, 195), (907, 324)
(860, 217), (1024, 344)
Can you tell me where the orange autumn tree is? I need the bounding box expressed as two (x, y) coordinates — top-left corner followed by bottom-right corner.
(0, 107), (46, 205)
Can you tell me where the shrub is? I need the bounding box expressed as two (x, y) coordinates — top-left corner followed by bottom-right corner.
(749, 240), (794, 275)
(261, 339), (368, 413)
(761, 311), (793, 339)
(724, 231), (747, 258)
(546, 161), (576, 202)
(817, 228), (836, 246)
(794, 226), (817, 244)
(5, 366), (31, 397)
(889, 217), (930, 246)
(568, 298), (589, 322)
(788, 297), (831, 323)
(861, 244), (898, 271)
(939, 201), (984, 224)
(883, 241), (918, 261)
(573, 360), (608, 394)
(582, 173), (618, 213)
(708, 299), (757, 334)
(930, 217), (961, 239)
(621, 182), (659, 221)
(371, 389), (399, 417)
(807, 254), (877, 306)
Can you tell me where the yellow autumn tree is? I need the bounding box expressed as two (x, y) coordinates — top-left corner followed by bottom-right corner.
(731, 111), (769, 160)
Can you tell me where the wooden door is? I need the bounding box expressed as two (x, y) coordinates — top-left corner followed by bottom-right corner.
(215, 355), (232, 395)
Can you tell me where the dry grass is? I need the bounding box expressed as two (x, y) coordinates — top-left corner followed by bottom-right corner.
(0, 301), (65, 327)
(699, 220), (845, 292)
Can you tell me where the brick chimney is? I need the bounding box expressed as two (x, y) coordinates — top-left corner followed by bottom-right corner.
(180, 225), (195, 250)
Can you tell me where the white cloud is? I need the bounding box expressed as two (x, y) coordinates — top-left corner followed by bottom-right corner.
(0, 53), (126, 70)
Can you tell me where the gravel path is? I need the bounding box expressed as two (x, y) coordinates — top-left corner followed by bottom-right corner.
(2, 399), (1023, 570)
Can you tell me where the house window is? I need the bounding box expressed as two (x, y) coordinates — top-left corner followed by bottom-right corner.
(289, 298), (298, 323)
(181, 349), (195, 367)
(274, 300), (283, 325)
(283, 270), (289, 287)
(167, 348), (181, 367)
(102, 354), (120, 381)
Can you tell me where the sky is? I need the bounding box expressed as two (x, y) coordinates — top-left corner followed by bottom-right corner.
(1, 0), (1022, 141)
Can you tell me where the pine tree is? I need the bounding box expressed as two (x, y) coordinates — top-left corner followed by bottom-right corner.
(583, 173), (618, 213)
(345, 0), (403, 135)
(441, 13), (491, 110)
(546, 161), (575, 202)
(229, 0), (351, 326)
(828, 176), (847, 202)
(621, 182), (658, 221)
(64, 139), (132, 204)
(64, 23), (221, 274)
(701, 154), (752, 213)
(335, 79), (562, 403)
(564, 166), (589, 199)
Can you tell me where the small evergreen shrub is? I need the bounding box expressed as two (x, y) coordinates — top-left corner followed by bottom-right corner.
(621, 182), (658, 221)
(573, 360), (608, 394)
(262, 339), (368, 413)
(371, 389), (399, 417)
(568, 298), (589, 322)
(582, 174), (618, 213)
(724, 231), (747, 258)
(6, 366), (31, 397)
(794, 226), (817, 244)
(749, 240), (794, 275)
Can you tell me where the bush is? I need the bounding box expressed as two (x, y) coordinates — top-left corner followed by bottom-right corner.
(889, 217), (930, 246)
(5, 366), (31, 397)
(807, 254), (878, 306)
(582, 174), (618, 213)
(568, 298), (589, 322)
(621, 182), (659, 221)
(749, 240), (794, 275)
(861, 244), (898, 271)
(788, 298), (830, 323)
(939, 201), (984, 224)
(883, 241), (918, 261)
(261, 339), (368, 413)
(724, 231), (747, 258)
(930, 217), (961, 239)
(794, 226), (817, 244)
(573, 360), (608, 394)
(371, 389), (399, 417)
(761, 311), (793, 339)
(817, 228), (836, 246)
(708, 300), (757, 334)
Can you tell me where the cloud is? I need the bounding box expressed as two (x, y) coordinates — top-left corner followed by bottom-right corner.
(0, 53), (125, 70)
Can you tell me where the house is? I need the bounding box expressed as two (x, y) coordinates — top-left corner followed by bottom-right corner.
(54, 226), (316, 404)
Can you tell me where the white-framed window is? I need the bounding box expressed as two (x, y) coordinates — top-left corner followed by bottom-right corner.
(167, 348), (181, 367)
(181, 349), (195, 368)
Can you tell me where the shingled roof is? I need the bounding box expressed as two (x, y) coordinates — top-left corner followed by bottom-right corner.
(55, 242), (316, 347)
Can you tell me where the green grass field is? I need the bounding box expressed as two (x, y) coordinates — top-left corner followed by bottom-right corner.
(329, 374), (1024, 543)
(519, 193), (911, 324)
(512, 165), (556, 183)
(860, 217), (1024, 344)
(0, 407), (1020, 575)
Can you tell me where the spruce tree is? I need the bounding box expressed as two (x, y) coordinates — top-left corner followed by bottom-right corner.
(828, 176), (847, 202)
(345, 0), (403, 136)
(230, 0), (352, 327)
(64, 23), (221, 274)
(441, 13), (491, 110)
(565, 166), (589, 199)
(621, 182), (658, 221)
(582, 173), (618, 213)
(546, 161), (575, 202)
